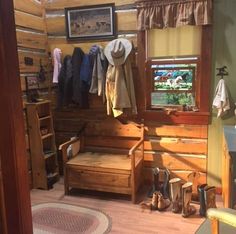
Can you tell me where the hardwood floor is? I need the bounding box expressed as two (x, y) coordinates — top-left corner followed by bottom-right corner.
(30, 178), (221, 234)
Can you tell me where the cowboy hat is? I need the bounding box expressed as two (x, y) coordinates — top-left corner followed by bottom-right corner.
(104, 38), (132, 66)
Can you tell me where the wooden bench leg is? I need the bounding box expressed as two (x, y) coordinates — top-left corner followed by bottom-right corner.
(64, 168), (69, 195)
(132, 192), (136, 204)
(210, 219), (219, 234)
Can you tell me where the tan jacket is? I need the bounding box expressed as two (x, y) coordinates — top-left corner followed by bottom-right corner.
(105, 56), (137, 117)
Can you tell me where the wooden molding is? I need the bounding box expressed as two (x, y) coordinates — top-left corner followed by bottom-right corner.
(0, 0), (33, 233)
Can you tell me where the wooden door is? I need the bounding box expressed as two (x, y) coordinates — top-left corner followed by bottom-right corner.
(0, 0), (33, 233)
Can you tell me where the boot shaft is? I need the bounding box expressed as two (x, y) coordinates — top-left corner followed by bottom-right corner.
(204, 186), (217, 210)
(169, 178), (182, 213)
(162, 168), (170, 199)
(198, 184), (208, 216)
(198, 184), (216, 216)
(148, 167), (160, 198)
(182, 182), (196, 218)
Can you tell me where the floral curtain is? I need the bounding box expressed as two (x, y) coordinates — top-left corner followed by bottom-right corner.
(136, 0), (213, 30)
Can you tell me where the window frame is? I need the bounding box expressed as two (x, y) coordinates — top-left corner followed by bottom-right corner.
(136, 26), (212, 125)
(147, 57), (199, 110)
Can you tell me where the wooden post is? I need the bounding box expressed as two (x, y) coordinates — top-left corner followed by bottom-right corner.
(210, 219), (219, 234)
(0, 0), (33, 233)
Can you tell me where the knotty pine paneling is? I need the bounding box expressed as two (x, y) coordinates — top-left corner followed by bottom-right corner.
(45, 0), (135, 10)
(14, 0), (42, 17)
(84, 136), (207, 154)
(16, 30), (47, 50)
(18, 50), (49, 73)
(20, 76), (26, 92)
(144, 137), (207, 154)
(144, 152), (206, 172)
(46, 10), (137, 36)
(15, 10), (45, 32)
(117, 10), (137, 32)
(146, 124), (208, 139)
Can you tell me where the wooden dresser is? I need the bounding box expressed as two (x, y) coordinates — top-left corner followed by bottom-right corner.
(222, 126), (236, 208)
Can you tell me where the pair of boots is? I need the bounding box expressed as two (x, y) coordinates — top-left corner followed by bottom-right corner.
(151, 191), (171, 211)
(148, 167), (170, 199)
(169, 178), (196, 218)
(198, 184), (217, 216)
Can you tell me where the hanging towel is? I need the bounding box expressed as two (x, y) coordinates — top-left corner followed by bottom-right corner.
(52, 48), (62, 83)
(212, 79), (230, 118)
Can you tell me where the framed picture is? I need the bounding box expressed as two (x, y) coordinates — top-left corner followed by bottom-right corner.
(25, 76), (39, 90)
(25, 76), (39, 102)
(65, 3), (116, 41)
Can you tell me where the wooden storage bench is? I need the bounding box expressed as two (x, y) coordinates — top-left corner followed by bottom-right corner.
(59, 119), (144, 203)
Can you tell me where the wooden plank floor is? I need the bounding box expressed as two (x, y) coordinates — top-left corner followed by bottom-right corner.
(30, 178), (222, 234)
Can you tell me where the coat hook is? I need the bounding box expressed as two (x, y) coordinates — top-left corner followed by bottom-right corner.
(216, 66), (228, 79)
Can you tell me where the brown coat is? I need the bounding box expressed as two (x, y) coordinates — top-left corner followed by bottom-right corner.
(105, 56), (137, 117)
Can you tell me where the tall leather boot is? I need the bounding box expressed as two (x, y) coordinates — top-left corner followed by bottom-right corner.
(198, 184), (208, 216)
(148, 167), (160, 198)
(161, 168), (171, 199)
(198, 184), (217, 216)
(204, 186), (217, 211)
(169, 178), (182, 213)
(182, 182), (196, 218)
(187, 171), (201, 201)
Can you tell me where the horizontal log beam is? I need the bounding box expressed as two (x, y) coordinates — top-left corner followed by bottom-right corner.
(14, 0), (42, 17)
(45, 0), (135, 10)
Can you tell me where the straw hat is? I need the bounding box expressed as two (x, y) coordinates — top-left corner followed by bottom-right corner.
(104, 38), (132, 66)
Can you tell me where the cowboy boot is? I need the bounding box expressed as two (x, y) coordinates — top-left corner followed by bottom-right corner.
(187, 171), (201, 201)
(151, 191), (158, 210)
(157, 191), (171, 211)
(204, 186), (217, 211)
(161, 168), (171, 199)
(148, 167), (160, 198)
(169, 178), (182, 213)
(182, 182), (196, 218)
(198, 184), (208, 216)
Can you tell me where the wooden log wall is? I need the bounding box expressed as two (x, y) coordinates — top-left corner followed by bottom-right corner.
(46, 0), (207, 185)
(14, 0), (52, 188)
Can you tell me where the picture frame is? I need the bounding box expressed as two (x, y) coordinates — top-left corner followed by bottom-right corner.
(25, 76), (39, 90)
(65, 3), (116, 41)
(25, 76), (39, 102)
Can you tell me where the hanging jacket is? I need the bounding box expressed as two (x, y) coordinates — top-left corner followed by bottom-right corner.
(52, 48), (62, 83)
(89, 46), (106, 97)
(105, 56), (137, 117)
(58, 55), (73, 107)
(80, 54), (93, 109)
(72, 47), (84, 104)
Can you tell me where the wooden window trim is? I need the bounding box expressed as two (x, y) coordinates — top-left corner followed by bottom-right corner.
(146, 57), (199, 110)
(136, 26), (213, 125)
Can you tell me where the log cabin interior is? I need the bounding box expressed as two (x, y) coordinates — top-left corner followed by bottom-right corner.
(1, 0), (236, 233)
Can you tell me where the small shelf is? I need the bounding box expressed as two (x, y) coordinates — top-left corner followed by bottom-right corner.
(39, 115), (51, 121)
(44, 151), (56, 160)
(41, 133), (53, 140)
(47, 172), (58, 179)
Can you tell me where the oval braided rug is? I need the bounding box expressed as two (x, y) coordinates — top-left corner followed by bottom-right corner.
(32, 202), (111, 234)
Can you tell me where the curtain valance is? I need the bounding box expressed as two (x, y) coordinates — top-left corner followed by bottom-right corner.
(136, 0), (212, 30)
